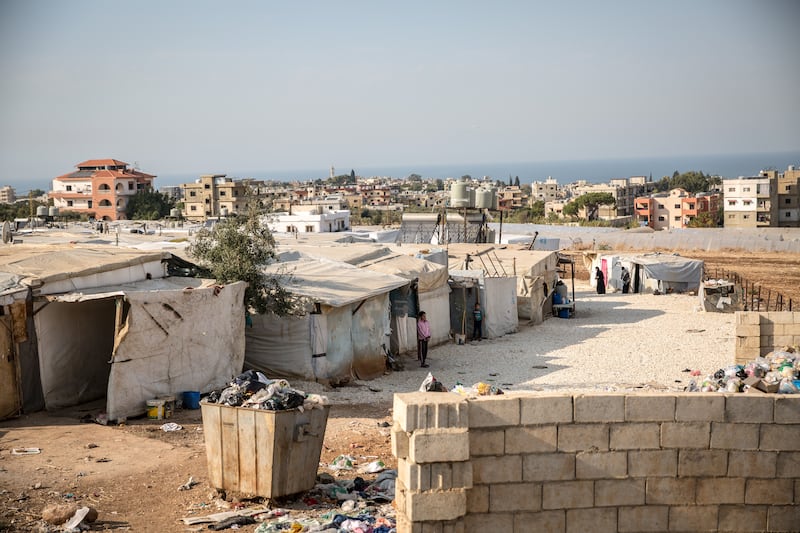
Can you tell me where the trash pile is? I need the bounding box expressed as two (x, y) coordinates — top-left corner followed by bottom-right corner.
(419, 372), (504, 396)
(686, 347), (800, 394)
(181, 472), (398, 532)
(206, 370), (329, 410)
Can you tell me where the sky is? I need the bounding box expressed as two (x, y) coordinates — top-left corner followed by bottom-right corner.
(1, 0), (799, 190)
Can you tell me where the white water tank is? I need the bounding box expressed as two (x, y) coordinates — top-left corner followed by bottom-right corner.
(170, 208), (181, 218)
(48, 207), (59, 217)
(468, 188), (476, 208)
(475, 188), (493, 209)
(36, 206), (48, 217)
(450, 180), (469, 208)
(220, 207), (229, 217)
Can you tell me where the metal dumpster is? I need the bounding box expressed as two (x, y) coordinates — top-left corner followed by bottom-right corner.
(201, 401), (330, 498)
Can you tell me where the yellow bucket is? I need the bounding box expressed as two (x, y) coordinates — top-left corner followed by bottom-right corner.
(146, 399), (166, 420)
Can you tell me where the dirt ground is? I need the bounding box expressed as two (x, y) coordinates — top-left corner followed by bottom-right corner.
(1, 249), (798, 532)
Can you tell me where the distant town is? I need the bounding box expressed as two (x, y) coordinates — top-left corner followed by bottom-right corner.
(1, 159), (799, 232)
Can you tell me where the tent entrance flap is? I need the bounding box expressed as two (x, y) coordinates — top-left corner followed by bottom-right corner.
(34, 298), (117, 410)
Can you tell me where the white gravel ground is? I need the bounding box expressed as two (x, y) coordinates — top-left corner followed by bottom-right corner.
(297, 281), (736, 405)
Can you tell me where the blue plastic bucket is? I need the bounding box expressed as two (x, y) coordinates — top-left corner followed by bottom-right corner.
(183, 391), (201, 409)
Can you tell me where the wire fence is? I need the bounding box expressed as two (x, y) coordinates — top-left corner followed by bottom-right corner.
(708, 267), (793, 312)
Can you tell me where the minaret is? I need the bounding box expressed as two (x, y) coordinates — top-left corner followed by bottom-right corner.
(330, 165), (335, 179)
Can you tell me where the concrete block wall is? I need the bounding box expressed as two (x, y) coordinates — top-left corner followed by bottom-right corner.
(735, 311), (800, 364)
(393, 391), (800, 533)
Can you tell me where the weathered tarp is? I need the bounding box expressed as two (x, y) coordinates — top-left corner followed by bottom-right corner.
(591, 253), (704, 293)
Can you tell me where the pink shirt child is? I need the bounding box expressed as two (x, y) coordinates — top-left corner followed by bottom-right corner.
(417, 317), (431, 340)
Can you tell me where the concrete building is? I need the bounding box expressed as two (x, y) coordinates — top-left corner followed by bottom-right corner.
(497, 185), (525, 210)
(722, 175), (772, 228)
(530, 177), (559, 204)
(571, 176), (655, 220)
(181, 175), (265, 221)
(772, 165), (800, 227)
(635, 188), (721, 230)
(0, 186), (16, 204)
(265, 207), (351, 234)
(50, 159), (155, 221)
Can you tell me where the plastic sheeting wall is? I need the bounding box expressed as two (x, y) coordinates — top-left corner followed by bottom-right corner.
(106, 282), (247, 421)
(245, 315), (314, 379)
(34, 299), (116, 410)
(351, 295), (391, 380)
(419, 284), (451, 346)
(483, 277), (519, 338)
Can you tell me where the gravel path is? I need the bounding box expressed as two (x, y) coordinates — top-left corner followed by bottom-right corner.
(299, 282), (736, 405)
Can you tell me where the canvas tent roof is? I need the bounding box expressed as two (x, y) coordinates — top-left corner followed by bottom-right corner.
(595, 252), (703, 283)
(263, 257), (410, 307)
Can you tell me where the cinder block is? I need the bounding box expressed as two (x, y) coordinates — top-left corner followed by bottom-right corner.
(610, 423), (660, 449)
(742, 336), (761, 349)
(406, 489), (467, 522)
(776, 451), (800, 478)
(394, 392), (468, 432)
(440, 519), (464, 533)
(745, 478), (793, 505)
(774, 396), (800, 423)
(628, 450), (677, 477)
(678, 449), (728, 477)
(760, 424), (800, 450)
(710, 422), (759, 449)
(661, 422), (710, 448)
(718, 505), (767, 532)
(736, 324), (761, 337)
(727, 450), (777, 478)
(393, 425), (410, 459)
(520, 394), (573, 424)
(645, 477), (696, 505)
(410, 428), (469, 463)
(675, 394), (725, 422)
(734, 346), (759, 363)
(724, 395), (774, 422)
(523, 453), (575, 481)
(404, 461), (471, 491)
(736, 312), (760, 325)
(469, 429), (504, 456)
(565, 508), (616, 533)
(558, 424), (609, 452)
(618, 506), (669, 532)
(773, 335), (795, 346)
(489, 482), (542, 512)
(471, 455), (522, 484)
(574, 394), (625, 423)
(668, 505), (718, 532)
(464, 513), (512, 531)
(468, 396), (519, 428)
(542, 480), (594, 510)
(505, 425), (557, 454)
(594, 479), (645, 506)
(696, 477), (745, 504)
(465, 485), (488, 513)
(514, 510), (565, 532)
(575, 451), (627, 479)
(769, 311), (795, 324)
(625, 394), (676, 422)
(768, 505), (800, 532)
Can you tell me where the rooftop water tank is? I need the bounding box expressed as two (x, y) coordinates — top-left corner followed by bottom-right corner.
(475, 188), (493, 209)
(220, 207), (229, 217)
(36, 206), (48, 217)
(450, 180), (469, 208)
(468, 188), (476, 208)
(170, 208), (181, 218)
(48, 207), (59, 217)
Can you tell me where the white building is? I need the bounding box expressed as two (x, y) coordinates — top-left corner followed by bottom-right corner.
(265, 207), (351, 234)
(722, 176), (771, 228)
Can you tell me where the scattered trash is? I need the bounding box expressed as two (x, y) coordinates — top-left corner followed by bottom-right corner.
(179, 476), (200, 491)
(161, 422), (183, 432)
(207, 515), (256, 530)
(86, 443), (98, 449)
(205, 370), (328, 411)
(63, 505), (98, 530)
(11, 448), (41, 455)
(418, 372), (447, 392)
(357, 460), (386, 474)
(95, 457), (111, 463)
(450, 381), (504, 396)
(328, 455), (356, 471)
(686, 347), (800, 394)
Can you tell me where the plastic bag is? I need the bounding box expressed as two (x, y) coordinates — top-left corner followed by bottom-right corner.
(419, 372), (447, 392)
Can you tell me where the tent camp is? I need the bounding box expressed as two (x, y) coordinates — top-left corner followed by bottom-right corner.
(588, 252), (704, 294)
(245, 257), (410, 383)
(0, 246), (246, 421)
(273, 243), (451, 354)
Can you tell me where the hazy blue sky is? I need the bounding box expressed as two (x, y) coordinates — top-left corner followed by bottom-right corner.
(1, 0), (798, 187)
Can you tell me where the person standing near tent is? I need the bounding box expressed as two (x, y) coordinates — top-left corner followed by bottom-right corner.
(472, 302), (483, 341)
(621, 266), (631, 294)
(417, 311), (431, 368)
(595, 267), (606, 294)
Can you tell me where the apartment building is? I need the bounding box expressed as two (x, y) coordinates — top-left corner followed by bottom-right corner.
(530, 177), (559, 204)
(722, 175), (772, 228)
(772, 165), (800, 227)
(264, 206), (351, 234)
(635, 188), (720, 229)
(497, 186), (525, 210)
(0, 186), (16, 204)
(181, 175), (266, 221)
(571, 176), (655, 219)
(50, 159), (155, 221)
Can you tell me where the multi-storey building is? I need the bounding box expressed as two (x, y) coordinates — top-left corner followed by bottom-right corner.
(722, 175), (772, 228)
(635, 189), (720, 229)
(50, 159), (155, 221)
(530, 177), (559, 204)
(181, 175), (266, 221)
(497, 185), (525, 210)
(0, 185), (16, 204)
(772, 165), (800, 227)
(571, 176), (655, 220)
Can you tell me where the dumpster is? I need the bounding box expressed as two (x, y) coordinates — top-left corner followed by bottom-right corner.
(201, 401), (330, 498)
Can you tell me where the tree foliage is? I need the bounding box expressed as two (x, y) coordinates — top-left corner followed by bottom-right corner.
(188, 210), (296, 316)
(514, 176), (520, 187)
(564, 192), (615, 220)
(654, 171), (717, 194)
(125, 189), (174, 220)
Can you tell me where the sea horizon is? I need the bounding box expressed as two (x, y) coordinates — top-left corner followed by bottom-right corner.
(7, 150), (799, 193)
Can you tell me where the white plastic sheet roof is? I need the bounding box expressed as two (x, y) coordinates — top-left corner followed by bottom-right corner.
(263, 257), (410, 307)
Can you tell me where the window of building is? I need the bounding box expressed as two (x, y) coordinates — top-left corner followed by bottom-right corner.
(66, 185), (72, 191)
(743, 214), (750, 219)
(204, 184), (210, 189)
(786, 211), (791, 217)
(305, 225), (314, 233)
(786, 198), (792, 204)
(728, 187), (735, 192)
(220, 191), (226, 196)
(658, 216), (665, 222)
(190, 205), (197, 211)
(728, 214), (735, 219)
(657, 204), (664, 209)
(99, 199), (112, 207)
(67, 200), (73, 206)
(674, 204), (680, 209)
(687, 203), (695, 210)
(88, 201), (92, 208)
(674, 216), (681, 221)
(743, 200), (752, 206)
(128, 182), (134, 190)
(728, 200), (736, 206)
(743, 187), (750, 192)
(190, 191), (196, 197)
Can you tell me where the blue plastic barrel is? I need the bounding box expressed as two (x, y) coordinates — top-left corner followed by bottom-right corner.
(183, 391), (201, 409)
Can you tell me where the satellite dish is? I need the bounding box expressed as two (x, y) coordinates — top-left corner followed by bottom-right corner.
(2, 221), (10, 244)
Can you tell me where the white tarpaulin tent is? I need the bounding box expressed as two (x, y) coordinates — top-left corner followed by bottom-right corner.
(245, 257), (410, 382)
(0, 245), (247, 421)
(590, 252), (704, 294)
(449, 270), (518, 339)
